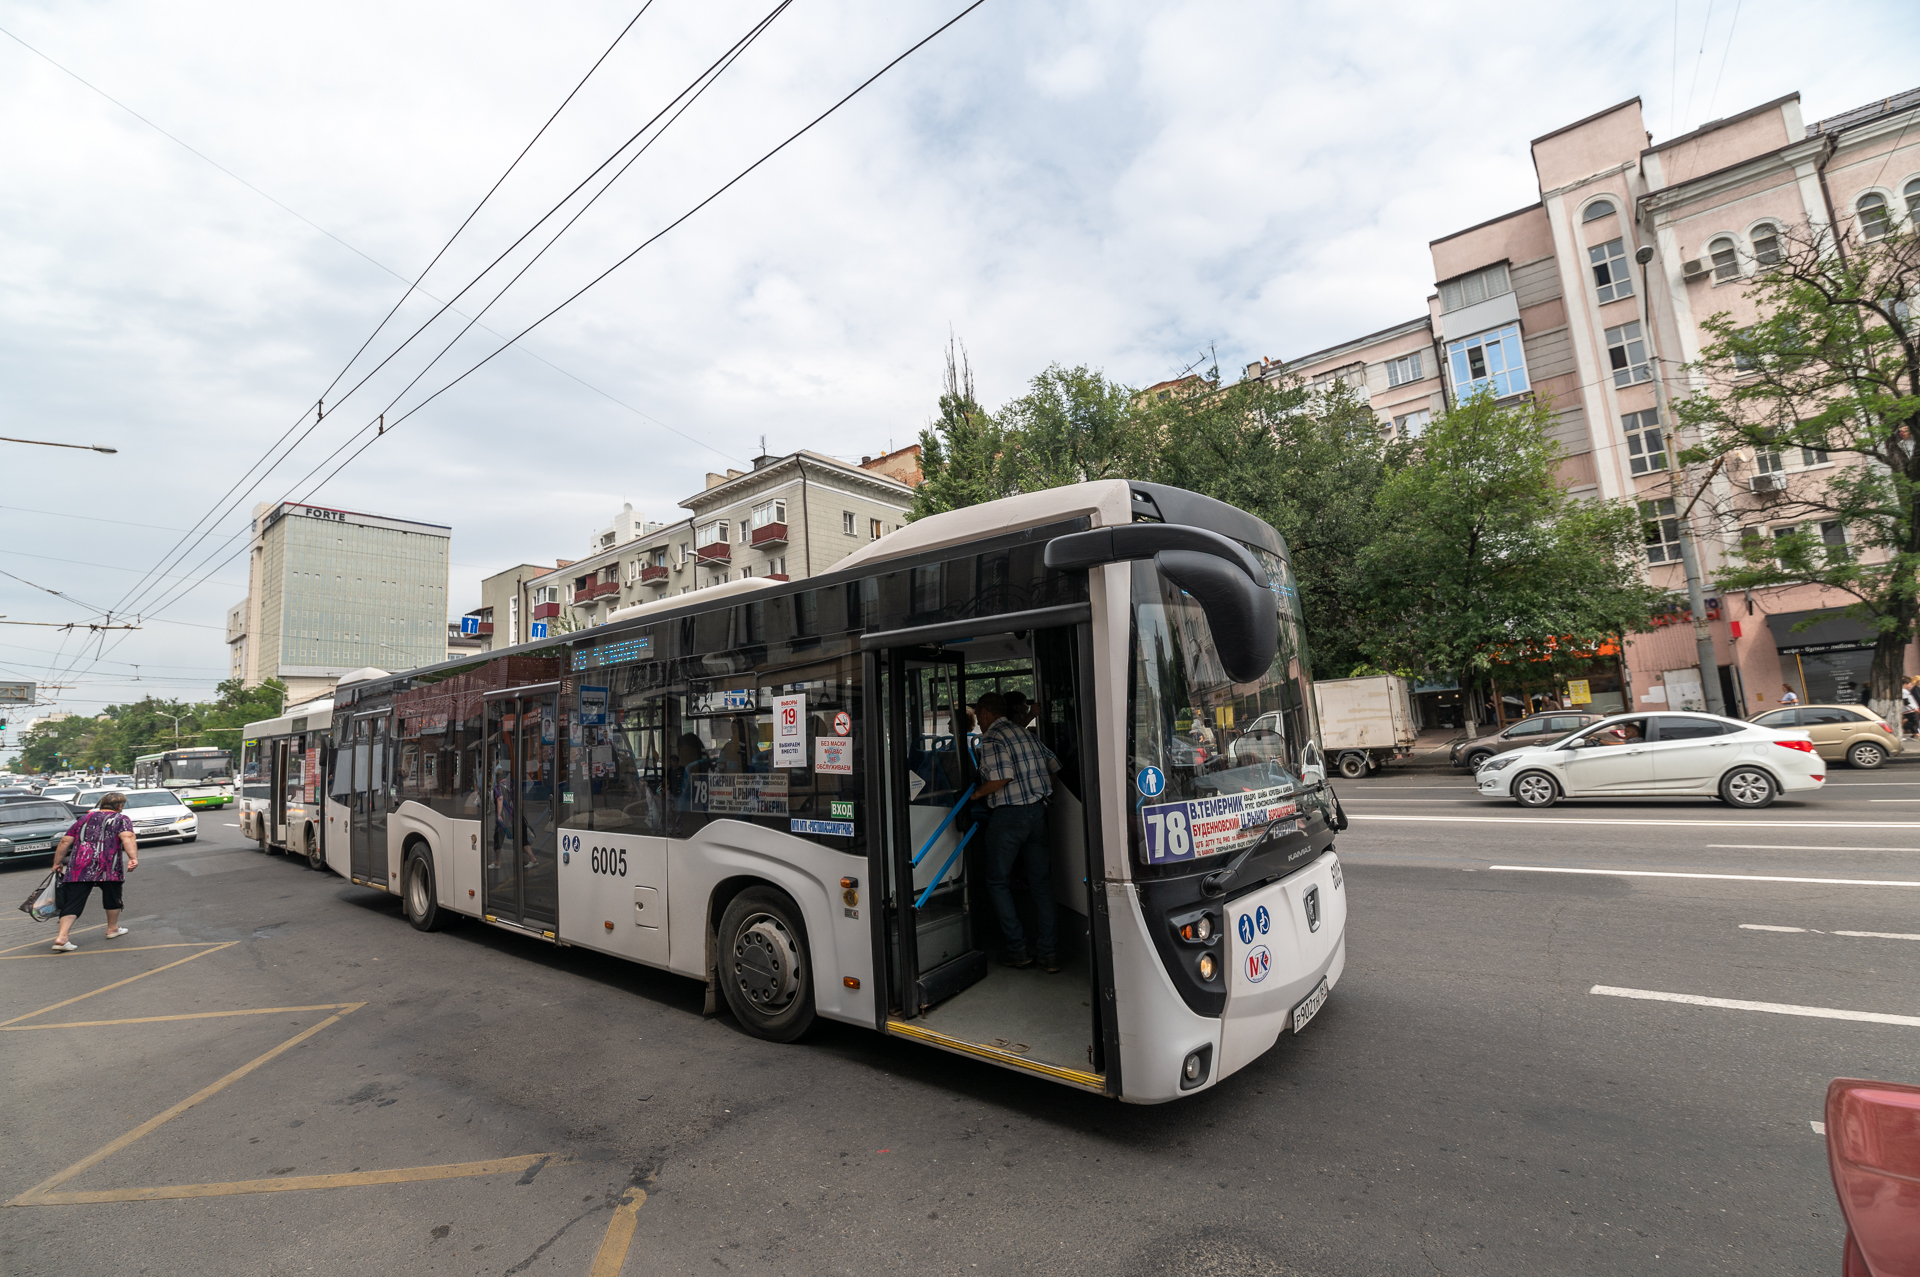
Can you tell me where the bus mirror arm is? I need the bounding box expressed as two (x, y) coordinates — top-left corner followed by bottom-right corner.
(1044, 527), (1278, 683)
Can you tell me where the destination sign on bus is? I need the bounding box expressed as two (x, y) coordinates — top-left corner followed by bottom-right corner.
(1137, 785), (1299, 865)
(690, 772), (788, 815)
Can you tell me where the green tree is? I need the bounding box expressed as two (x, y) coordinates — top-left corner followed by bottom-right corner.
(1148, 376), (1407, 676)
(1358, 391), (1660, 736)
(1675, 219), (1920, 718)
(994, 362), (1150, 493)
(912, 337), (1009, 519)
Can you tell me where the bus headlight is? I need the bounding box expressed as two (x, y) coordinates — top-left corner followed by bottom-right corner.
(1179, 1045), (1212, 1090)
(1178, 913), (1215, 943)
(1197, 953), (1217, 980)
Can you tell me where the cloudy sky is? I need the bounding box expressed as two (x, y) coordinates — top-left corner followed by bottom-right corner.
(2, 0), (1916, 740)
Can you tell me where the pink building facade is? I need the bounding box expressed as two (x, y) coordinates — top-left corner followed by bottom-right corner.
(1251, 85), (1920, 722)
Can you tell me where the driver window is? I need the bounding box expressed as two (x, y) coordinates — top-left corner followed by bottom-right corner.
(1574, 717), (1647, 747)
(1505, 720), (1543, 738)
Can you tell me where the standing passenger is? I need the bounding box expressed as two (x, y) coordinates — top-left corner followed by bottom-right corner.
(973, 692), (1062, 972)
(48, 792), (139, 952)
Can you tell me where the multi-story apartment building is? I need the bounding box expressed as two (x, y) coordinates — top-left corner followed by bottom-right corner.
(514, 450), (916, 633)
(461, 561), (573, 653)
(1252, 84), (1920, 721)
(228, 501), (451, 703)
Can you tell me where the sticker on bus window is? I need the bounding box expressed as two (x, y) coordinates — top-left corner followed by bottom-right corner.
(773, 694), (806, 769)
(815, 737), (852, 775)
(1137, 786), (1299, 865)
(791, 818), (854, 838)
(579, 686), (608, 726)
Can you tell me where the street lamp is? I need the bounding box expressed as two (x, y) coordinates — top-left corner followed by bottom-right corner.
(1635, 242), (1725, 715)
(0, 435), (117, 454)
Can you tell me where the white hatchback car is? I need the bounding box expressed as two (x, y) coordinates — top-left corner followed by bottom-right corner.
(1475, 711), (1825, 809)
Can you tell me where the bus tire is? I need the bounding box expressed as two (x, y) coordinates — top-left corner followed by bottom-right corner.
(717, 886), (815, 1043)
(403, 847), (446, 932)
(306, 827), (325, 872)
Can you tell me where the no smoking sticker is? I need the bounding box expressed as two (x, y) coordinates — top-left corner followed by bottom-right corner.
(833, 711), (851, 736)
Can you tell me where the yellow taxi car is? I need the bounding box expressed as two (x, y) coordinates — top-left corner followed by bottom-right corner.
(1748, 703), (1902, 769)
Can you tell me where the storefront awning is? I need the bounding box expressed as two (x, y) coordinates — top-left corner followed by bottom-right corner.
(1765, 609), (1878, 655)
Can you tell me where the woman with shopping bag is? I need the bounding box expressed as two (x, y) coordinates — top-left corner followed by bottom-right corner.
(48, 792), (138, 952)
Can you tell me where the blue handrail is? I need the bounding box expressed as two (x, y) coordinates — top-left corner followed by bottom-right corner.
(910, 783), (974, 867)
(915, 821), (978, 909)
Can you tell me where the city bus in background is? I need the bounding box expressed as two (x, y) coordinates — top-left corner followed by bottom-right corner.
(237, 695), (343, 870)
(132, 746), (235, 810)
(311, 481), (1347, 1103)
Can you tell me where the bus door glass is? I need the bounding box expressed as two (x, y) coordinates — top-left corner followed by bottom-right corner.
(350, 713), (390, 886)
(271, 740), (290, 836)
(348, 717), (371, 880)
(482, 685), (563, 930)
(881, 648), (985, 1017)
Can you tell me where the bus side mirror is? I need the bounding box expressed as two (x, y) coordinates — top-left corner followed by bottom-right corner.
(1044, 525), (1279, 684)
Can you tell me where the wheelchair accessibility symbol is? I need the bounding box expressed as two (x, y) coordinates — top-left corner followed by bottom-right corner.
(1255, 905), (1270, 935)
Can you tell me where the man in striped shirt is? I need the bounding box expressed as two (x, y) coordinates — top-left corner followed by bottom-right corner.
(974, 691), (1062, 972)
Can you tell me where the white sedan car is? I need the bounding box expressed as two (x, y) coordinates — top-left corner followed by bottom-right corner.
(1475, 711), (1825, 809)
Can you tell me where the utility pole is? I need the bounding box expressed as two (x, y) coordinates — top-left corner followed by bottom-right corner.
(0, 435), (117, 454)
(1637, 244), (1725, 716)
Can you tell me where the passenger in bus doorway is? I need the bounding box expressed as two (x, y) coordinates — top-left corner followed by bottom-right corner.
(973, 692), (1062, 973)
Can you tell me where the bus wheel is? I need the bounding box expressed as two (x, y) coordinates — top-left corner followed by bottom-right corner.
(305, 828), (325, 872)
(718, 887), (815, 1043)
(404, 849), (446, 932)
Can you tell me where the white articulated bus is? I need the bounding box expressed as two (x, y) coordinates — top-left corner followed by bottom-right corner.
(237, 696), (343, 870)
(282, 481), (1348, 1102)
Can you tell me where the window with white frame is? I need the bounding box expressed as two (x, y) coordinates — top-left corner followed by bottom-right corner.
(1446, 325), (1529, 399)
(1820, 520), (1850, 559)
(1641, 498), (1683, 564)
(1755, 446), (1786, 474)
(1385, 351), (1424, 387)
(737, 521), (748, 543)
(842, 511), (855, 535)
(750, 499), (786, 528)
(1589, 237), (1634, 302)
(1622, 408), (1666, 474)
(1582, 199), (1616, 222)
(1905, 178), (1920, 222)
(1800, 444), (1830, 467)
(1393, 408), (1431, 438)
(769, 556), (786, 576)
(1604, 321), (1650, 387)
(869, 517), (883, 540)
(696, 519), (728, 546)
(1750, 222), (1781, 266)
(1857, 193), (1891, 240)
(1438, 262), (1511, 313)
(1708, 237), (1739, 281)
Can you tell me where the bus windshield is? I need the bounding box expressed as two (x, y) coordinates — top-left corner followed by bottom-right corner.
(165, 756), (232, 784)
(1127, 547), (1321, 866)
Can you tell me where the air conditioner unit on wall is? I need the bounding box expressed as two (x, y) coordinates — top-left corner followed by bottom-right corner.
(1682, 259), (1707, 279)
(1750, 472), (1787, 493)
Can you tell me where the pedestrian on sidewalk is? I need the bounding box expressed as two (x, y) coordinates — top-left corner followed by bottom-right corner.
(1902, 676), (1919, 738)
(48, 792), (138, 952)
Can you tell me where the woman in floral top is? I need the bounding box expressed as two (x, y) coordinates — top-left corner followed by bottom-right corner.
(49, 791), (139, 952)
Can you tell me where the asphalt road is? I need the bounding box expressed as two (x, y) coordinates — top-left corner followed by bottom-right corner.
(3, 771), (1916, 1276)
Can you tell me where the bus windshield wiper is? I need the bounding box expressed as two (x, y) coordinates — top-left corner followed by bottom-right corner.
(1201, 814), (1287, 898)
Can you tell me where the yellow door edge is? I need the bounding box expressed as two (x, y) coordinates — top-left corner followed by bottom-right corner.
(885, 1018), (1106, 1092)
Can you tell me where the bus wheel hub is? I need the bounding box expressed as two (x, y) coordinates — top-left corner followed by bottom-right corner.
(734, 914), (797, 1010)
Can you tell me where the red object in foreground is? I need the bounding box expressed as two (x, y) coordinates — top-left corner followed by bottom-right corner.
(1776, 739), (1818, 753)
(1827, 1077), (1920, 1276)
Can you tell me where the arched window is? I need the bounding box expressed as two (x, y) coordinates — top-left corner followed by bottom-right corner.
(1582, 199), (1616, 222)
(1857, 192), (1890, 240)
(1709, 237), (1739, 280)
(1905, 177), (1920, 222)
(1750, 223), (1781, 266)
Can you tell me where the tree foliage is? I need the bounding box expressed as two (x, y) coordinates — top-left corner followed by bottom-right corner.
(14, 678), (287, 773)
(1356, 391), (1660, 731)
(1675, 220), (1920, 715)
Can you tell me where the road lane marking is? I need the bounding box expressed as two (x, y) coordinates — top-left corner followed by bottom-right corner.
(1590, 985), (1920, 1028)
(1708, 844), (1920, 852)
(0, 943), (218, 961)
(1, 1003), (363, 1031)
(1812, 1121), (1827, 1135)
(1739, 924), (1807, 932)
(0, 925), (103, 955)
(1834, 930), (1920, 941)
(19, 1154), (568, 1205)
(1869, 799), (1920, 803)
(0, 942), (237, 1027)
(589, 1187), (649, 1277)
(7, 1001), (365, 1204)
(1354, 814), (1920, 828)
(1490, 865), (1920, 887)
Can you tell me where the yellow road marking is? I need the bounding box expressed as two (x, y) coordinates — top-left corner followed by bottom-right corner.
(1, 943), (216, 960)
(0, 925), (104, 955)
(2, 1003), (361, 1031)
(0, 942), (235, 1027)
(6, 1001), (365, 1205)
(589, 1187), (649, 1277)
(18, 1154), (568, 1205)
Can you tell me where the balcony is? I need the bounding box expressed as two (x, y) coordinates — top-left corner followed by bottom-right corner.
(765, 573), (790, 582)
(639, 564), (670, 585)
(532, 602), (560, 620)
(750, 521), (788, 548)
(695, 541), (731, 564)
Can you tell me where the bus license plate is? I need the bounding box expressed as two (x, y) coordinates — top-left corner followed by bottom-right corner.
(1291, 977), (1330, 1035)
